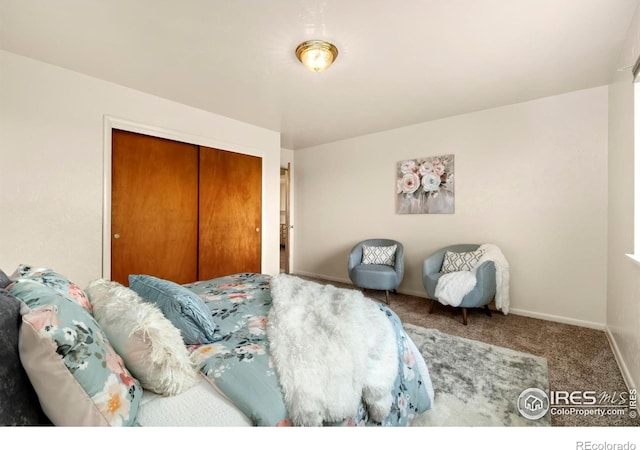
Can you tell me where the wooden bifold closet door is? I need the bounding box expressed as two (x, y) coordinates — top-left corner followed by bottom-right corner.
(111, 130), (262, 286)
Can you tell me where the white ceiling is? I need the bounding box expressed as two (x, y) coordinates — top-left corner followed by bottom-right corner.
(1, 0), (638, 150)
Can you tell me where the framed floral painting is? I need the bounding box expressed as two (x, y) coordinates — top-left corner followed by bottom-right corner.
(396, 155), (454, 214)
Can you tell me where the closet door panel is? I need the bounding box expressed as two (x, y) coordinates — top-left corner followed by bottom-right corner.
(198, 147), (262, 279)
(111, 130), (199, 285)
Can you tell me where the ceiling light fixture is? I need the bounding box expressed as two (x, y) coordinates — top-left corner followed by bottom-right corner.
(295, 40), (338, 72)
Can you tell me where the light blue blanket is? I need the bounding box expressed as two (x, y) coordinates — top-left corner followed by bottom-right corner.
(184, 273), (432, 426)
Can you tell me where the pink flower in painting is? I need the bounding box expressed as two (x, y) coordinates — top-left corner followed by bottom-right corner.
(276, 419), (291, 426)
(400, 160), (417, 174)
(400, 173), (420, 194)
(419, 161), (434, 176)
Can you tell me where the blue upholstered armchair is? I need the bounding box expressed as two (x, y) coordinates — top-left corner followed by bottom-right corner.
(422, 244), (496, 325)
(348, 238), (404, 304)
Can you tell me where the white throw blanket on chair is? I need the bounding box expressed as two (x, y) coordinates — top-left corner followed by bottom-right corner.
(434, 270), (477, 307)
(475, 243), (510, 314)
(267, 274), (398, 426)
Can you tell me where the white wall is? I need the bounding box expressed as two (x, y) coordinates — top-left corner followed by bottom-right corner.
(0, 50), (282, 287)
(294, 86), (609, 328)
(607, 3), (640, 390)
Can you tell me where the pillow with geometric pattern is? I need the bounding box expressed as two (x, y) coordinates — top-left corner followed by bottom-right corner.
(361, 244), (397, 266)
(441, 249), (485, 273)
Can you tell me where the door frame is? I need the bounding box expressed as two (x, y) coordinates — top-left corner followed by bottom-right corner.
(102, 115), (265, 279)
(283, 163), (292, 274)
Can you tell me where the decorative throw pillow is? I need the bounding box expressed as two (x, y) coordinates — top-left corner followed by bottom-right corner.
(361, 244), (397, 266)
(85, 279), (199, 396)
(441, 249), (485, 273)
(8, 279), (142, 426)
(128, 274), (218, 345)
(11, 264), (93, 313)
(0, 288), (50, 425)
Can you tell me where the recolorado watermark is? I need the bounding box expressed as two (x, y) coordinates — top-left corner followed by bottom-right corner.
(575, 442), (636, 450)
(517, 388), (637, 420)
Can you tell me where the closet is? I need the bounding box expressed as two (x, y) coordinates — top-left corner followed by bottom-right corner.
(111, 129), (262, 286)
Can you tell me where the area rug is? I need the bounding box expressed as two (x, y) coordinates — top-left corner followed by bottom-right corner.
(405, 324), (551, 426)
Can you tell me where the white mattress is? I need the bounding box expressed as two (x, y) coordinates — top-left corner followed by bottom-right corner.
(137, 375), (252, 427)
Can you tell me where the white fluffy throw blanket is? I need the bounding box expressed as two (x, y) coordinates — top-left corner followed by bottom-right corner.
(267, 274), (398, 426)
(434, 271), (477, 307)
(476, 243), (510, 314)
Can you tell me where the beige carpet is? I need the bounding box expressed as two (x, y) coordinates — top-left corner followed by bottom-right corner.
(296, 275), (639, 427)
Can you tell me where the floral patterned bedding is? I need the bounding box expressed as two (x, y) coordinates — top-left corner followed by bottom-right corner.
(185, 273), (432, 426)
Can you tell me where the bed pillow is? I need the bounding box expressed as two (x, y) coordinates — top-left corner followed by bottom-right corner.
(441, 249), (485, 273)
(10, 264), (93, 313)
(85, 279), (199, 396)
(7, 279), (142, 426)
(0, 288), (50, 425)
(0, 269), (11, 289)
(128, 274), (218, 345)
(361, 244), (397, 266)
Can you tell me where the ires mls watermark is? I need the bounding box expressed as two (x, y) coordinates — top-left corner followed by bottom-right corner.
(517, 388), (637, 420)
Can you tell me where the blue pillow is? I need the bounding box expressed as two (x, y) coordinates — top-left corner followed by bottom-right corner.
(128, 274), (218, 345)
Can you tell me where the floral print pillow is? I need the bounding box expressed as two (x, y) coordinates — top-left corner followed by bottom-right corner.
(8, 279), (142, 426)
(11, 264), (93, 313)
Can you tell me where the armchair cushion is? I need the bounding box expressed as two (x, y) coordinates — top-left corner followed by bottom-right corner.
(362, 244), (397, 266)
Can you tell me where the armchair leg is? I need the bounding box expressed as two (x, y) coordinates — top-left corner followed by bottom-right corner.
(385, 290), (390, 305)
(484, 305), (492, 317)
(462, 308), (468, 326)
(429, 299), (436, 314)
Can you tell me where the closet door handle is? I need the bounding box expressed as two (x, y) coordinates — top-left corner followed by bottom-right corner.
(113, 233), (121, 239)
(256, 228), (260, 232)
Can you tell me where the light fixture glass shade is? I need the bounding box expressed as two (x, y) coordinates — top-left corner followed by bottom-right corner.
(295, 40), (338, 72)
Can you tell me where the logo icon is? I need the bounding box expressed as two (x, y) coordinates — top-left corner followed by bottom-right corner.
(517, 388), (550, 420)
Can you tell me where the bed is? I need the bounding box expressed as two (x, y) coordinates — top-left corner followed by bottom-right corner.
(1, 266), (433, 427)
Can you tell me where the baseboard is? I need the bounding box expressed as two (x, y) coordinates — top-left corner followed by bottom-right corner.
(604, 326), (637, 391)
(506, 308), (605, 330)
(291, 271), (353, 286)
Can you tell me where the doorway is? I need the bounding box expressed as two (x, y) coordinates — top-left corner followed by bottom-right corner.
(280, 164), (291, 273)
